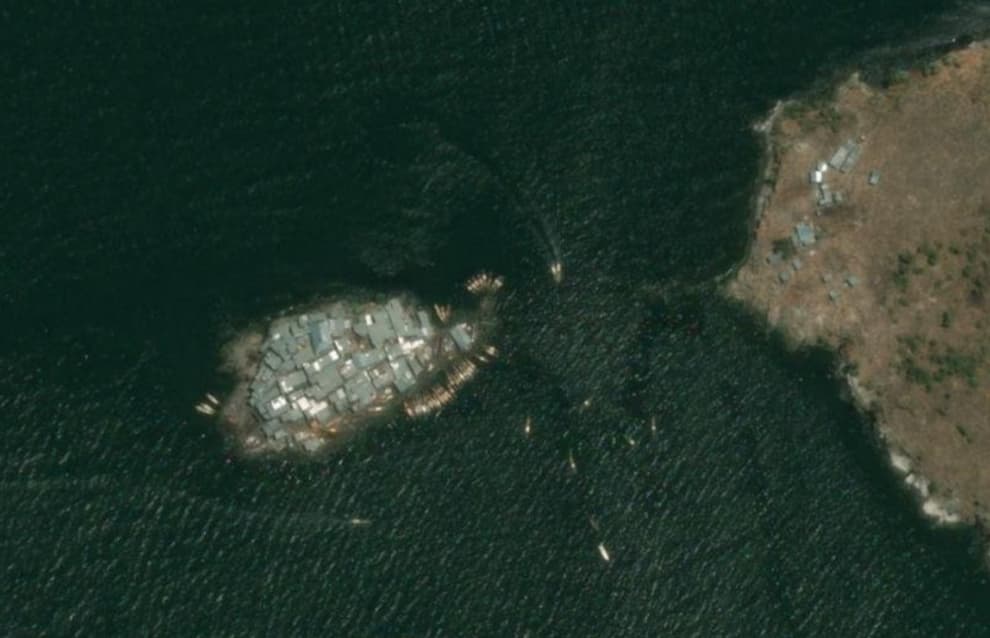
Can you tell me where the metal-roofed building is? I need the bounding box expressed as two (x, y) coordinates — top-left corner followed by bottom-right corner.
(313, 403), (334, 425)
(291, 346), (315, 369)
(449, 323), (475, 351)
(263, 351), (283, 371)
(385, 341), (405, 360)
(354, 349), (386, 369)
(367, 309), (396, 348)
(312, 367), (343, 393)
(267, 395), (289, 415)
(408, 356), (423, 376)
(330, 387), (349, 413)
(829, 141), (852, 170)
(312, 351), (340, 371)
(271, 337), (294, 358)
(256, 367), (274, 384)
(334, 335), (357, 355)
(417, 311), (435, 337)
(262, 420), (283, 437)
(327, 317), (350, 336)
(279, 370), (307, 394)
(344, 372), (376, 408)
(391, 358), (417, 393)
(369, 362), (396, 390)
(310, 320), (334, 355)
(268, 319), (293, 339)
(839, 143), (861, 172)
(288, 322), (307, 338)
(354, 317), (370, 337)
(416, 348), (434, 368)
(793, 222), (816, 247)
(386, 298), (422, 338)
(241, 291), (493, 451)
(255, 383), (280, 404)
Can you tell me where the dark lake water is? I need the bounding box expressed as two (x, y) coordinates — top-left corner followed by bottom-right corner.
(4, 1), (990, 635)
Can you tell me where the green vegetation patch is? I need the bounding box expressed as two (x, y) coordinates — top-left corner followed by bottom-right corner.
(893, 251), (914, 291)
(919, 242), (938, 266)
(900, 356), (934, 391)
(956, 424), (971, 443)
(898, 339), (987, 390)
(885, 68), (912, 87)
(897, 334), (924, 354)
(930, 346), (984, 388)
(772, 238), (795, 260)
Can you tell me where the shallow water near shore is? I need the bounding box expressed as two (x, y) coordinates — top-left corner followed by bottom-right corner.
(5, 1), (990, 635)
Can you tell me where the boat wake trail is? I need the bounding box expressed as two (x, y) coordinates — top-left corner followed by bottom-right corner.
(527, 211), (564, 284)
(435, 137), (564, 284)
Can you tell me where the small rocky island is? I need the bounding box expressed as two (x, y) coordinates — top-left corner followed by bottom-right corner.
(728, 42), (990, 534)
(207, 273), (502, 456)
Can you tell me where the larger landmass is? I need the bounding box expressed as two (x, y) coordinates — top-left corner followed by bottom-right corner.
(727, 42), (990, 535)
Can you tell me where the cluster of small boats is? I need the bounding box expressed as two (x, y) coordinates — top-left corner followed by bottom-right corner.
(194, 393), (220, 415)
(466, 272), (504, 295)
(403, 354), (486, 417)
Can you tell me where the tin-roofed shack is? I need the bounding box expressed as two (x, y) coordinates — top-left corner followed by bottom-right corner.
(214, 276), (503, 458)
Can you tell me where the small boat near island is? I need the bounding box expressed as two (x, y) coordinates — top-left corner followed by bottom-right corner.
(194, 402), (216, 416)
(597, 542), (611, 563)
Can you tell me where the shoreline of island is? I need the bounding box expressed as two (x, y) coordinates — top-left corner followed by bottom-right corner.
(202, 274), (502, 459)
(724, 40), (990, 564)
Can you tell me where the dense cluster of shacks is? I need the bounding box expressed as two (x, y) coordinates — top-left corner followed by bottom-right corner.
(403, 274), (502, 416)
(244, 294), (485, 452)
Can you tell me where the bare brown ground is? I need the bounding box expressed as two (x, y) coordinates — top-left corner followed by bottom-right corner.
(727, 42), (990, 526)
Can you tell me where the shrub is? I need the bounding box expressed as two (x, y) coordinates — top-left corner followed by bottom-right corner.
(893, 272), (909, 291)
(886, 69), (911, 86)
(931, 347), (982, 388)
(902, 357), (933, 390)
(772, 238), (794, 259)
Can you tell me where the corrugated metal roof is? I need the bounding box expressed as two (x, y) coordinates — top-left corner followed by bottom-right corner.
(392, 358), (416, 393)
(247, 294), (489, 434)
(450, 324), (474, 351)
